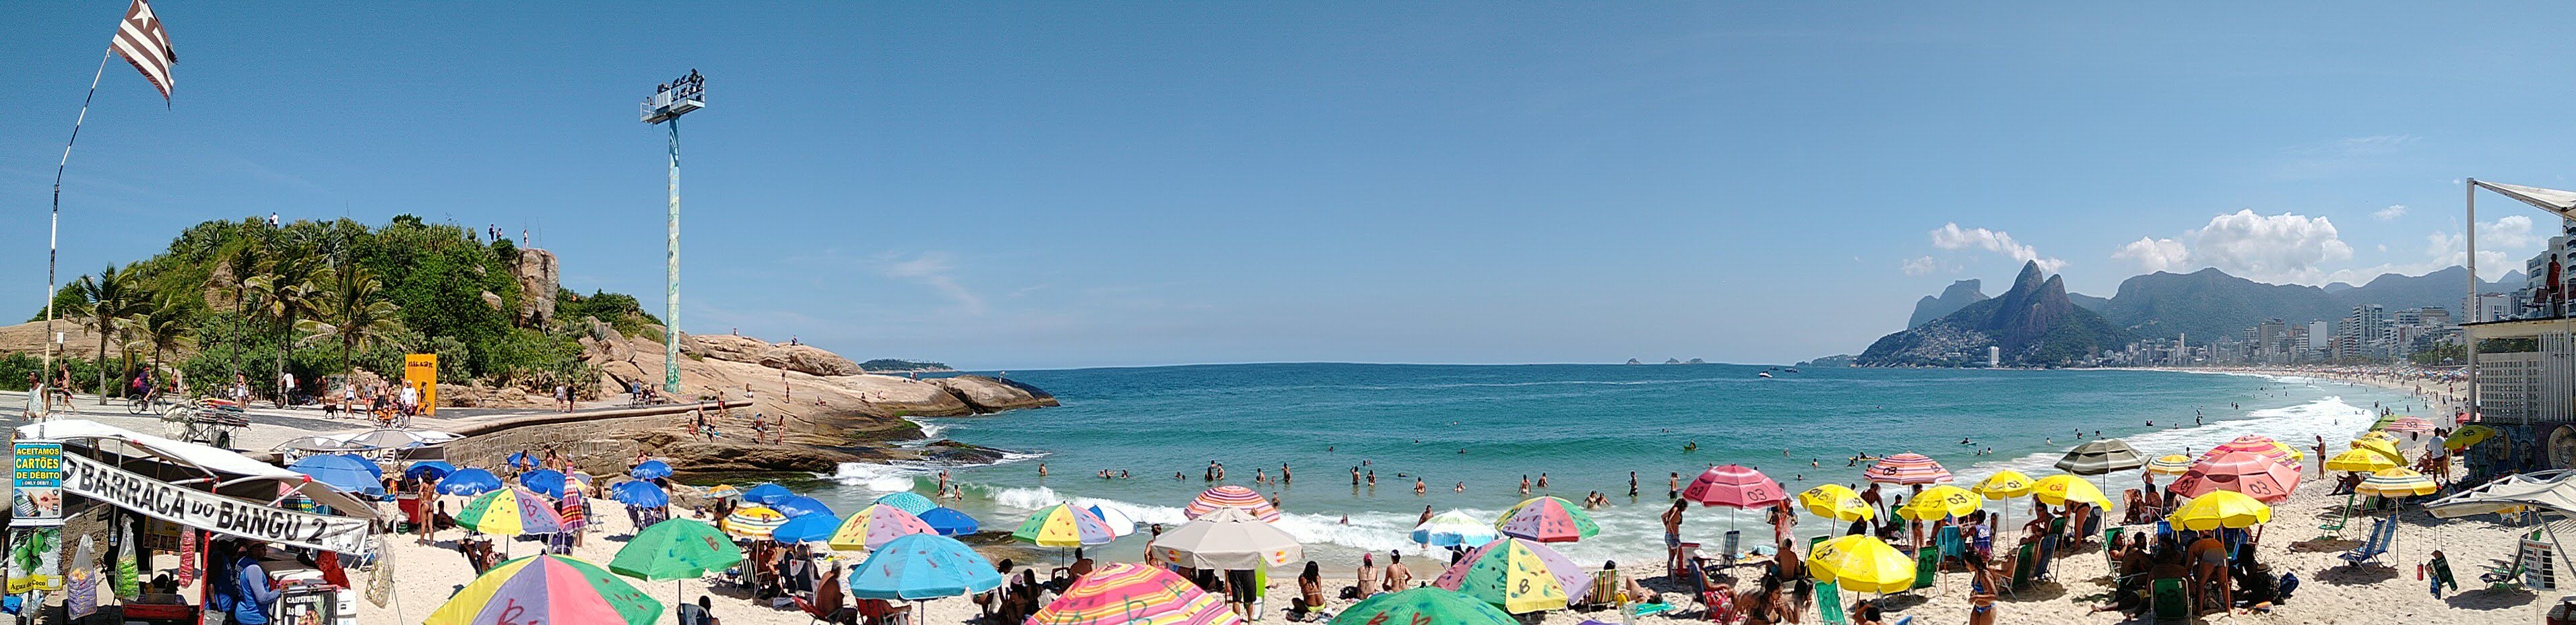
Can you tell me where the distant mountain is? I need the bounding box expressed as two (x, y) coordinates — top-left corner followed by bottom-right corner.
(1861, 262), (2128, 366)
(1908, 280), (1991, 327)
(2068, 292), (2111, 311)
(2093, 265), (2521, 341)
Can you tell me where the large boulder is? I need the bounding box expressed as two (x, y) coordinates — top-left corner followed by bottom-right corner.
(514, 249), (560, 327)
(684, 333), (769, 364)
(759, 344), (864, 376)
(931, 375), (1059, 413)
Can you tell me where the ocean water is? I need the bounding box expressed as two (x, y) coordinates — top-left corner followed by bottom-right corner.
(799, 364), (2427, 566)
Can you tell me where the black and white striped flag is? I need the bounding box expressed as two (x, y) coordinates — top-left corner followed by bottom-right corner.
(111, 0), (176, 100)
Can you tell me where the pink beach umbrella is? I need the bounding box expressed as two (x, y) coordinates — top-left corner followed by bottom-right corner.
(1863, 453), (1954, 486)
(1184, 486), (1281, 522)
(1493, 496), (1600, 543)
(2172, 451), (2300, 504)
(1682, 465), (1786, 509)
(2198, 435), (2298, 468)
(2384, 417), (2436, 434)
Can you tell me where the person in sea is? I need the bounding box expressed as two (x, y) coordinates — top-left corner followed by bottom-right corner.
(1414, 478), (1426, 496)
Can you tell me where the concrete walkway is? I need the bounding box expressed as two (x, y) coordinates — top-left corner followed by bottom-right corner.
(0, 390), (709, 454)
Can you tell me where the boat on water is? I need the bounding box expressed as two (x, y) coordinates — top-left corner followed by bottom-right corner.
(1757, 371), (1773, 378)
(1785, 367), (1799, 373)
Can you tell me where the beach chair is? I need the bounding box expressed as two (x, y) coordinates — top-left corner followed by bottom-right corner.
(1721, 531), (1743, 567)
(2009, 544), (2036, 591)
(1937, 525), (1965, 564)
(2482, 552), (2526, 590)
(1912, 544), (1939, 591)
(2317, 492), (2356, 538)
(1815, 581), (1846, 625)
(2339, 519), (2394, 567)
(2150, 577), (2191, 624)
(2033, 535), (2058, 582)
(2103, 527), (2125, 570)
(2048, 516), (2068, 544)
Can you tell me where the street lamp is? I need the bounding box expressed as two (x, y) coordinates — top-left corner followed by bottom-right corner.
(641, 69), (703, 395)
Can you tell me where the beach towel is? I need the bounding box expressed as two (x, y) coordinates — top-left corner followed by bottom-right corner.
(1815, 581), (1846, 625)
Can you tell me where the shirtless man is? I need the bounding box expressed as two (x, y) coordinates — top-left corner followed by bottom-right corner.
(1536, 473), (1550, 489)
(1663, 500), (1688, 574)
(1519, 475), (1531, 495)
(1414, 478), (1426, 496)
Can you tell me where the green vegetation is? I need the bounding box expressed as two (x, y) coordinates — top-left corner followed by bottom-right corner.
(2409, 343), (2468, 366)
(23, 216), (651, 400)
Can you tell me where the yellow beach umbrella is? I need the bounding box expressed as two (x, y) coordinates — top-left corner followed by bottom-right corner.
(1797, 484), (1875, 522)
(2352, 438), (2406, 465)
(2357, 468), (2439, 498)
(1805, 535), (1915, 593)
(720, 506), (790, 539)
(2323, 448), (2400, 473)
(2266, 441), (2305, 462)
(2354, 431), (2400, 445)
(2144, 455), (2195, 476)
(2168, 490), (2270, 531)
(2030, 474), (2112, 508)
(1972, 471), (2034, 500)
(2447, 425), (2501, 451)
(1895, 485), (1981, 521)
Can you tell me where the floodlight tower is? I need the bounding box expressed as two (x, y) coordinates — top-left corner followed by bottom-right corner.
(641, 70), (704, 395)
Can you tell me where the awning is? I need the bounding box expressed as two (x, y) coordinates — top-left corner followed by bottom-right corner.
(2476, 180), (2576, 220)
(17, 420), (379, 519)
(2425, 469), (2576, 519)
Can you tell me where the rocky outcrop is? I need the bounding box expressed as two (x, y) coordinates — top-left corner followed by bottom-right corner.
(683, 333), (769, 363)
(1909, 279), (1989, 328)
(1859, 261), (2127, 367)
(758, 344), (864, 376)
(514, 249), (559, 327)
(930, 375), (1059, 413)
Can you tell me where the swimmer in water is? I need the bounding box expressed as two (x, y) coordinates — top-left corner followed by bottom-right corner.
(1684, 441), (1698, 453)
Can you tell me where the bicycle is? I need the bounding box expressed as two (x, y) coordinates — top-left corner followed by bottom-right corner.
(125, 391), (167, 415)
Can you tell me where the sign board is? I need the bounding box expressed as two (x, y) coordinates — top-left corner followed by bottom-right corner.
(12, 442), (63, 526)
(403, 354), (437, 416)
(57, 453), (371, 554)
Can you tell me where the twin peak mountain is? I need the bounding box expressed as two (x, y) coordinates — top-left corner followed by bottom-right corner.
(1858, 261), (2121, 367)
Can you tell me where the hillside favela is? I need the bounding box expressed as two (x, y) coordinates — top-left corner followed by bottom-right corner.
(14, 3), (2576, 625)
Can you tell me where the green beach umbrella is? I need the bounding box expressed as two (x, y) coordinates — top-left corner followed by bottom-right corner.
(1329, 587), (1514, 625)
(610, 519), (744, 581)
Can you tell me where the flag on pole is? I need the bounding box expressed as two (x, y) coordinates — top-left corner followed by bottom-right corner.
(111, 0), (176, 100)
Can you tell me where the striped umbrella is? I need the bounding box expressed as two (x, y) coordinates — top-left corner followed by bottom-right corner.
(1863, 453), (1953, 485)
(2056, 439), (2146, 475)
(2030, 474), (2112, 508)
(2324, 448), (2400, 473)
(1031, 562), (1239, 625)
(2144, 455), (2195, 476)
(1493, 496), (1599, 543)
(1796, 484), (1874, 522)
(874, 492), (937, 515)
(426, 555), (661, 625)
(1894, 485), (1982, 521)
(721, 506), (790, 539)
(1681, 465), (1786, 509)
(2385, 417), (2436, 434)
(2357, 467), (2439, 498)
(1015, 502), (1118, 548)
(2172, 452), (2299, 504)
(1184, 486), (1281, 522)
(456, 487), (565, 535)
(1413, 510), (1501, 547)
(1431, 537), (1590, 614)
(826, 504), (934, 552)
(2199, 435), (2298, 467)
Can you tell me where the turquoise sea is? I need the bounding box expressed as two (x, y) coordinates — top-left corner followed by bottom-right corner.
(804, 364), (2426, 564)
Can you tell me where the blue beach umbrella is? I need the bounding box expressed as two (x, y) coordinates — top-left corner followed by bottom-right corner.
(504, 451), (537, 469)
(771, 513), (841, 544)
(289, 455), (384, 496)
(405, 461), (457, 481)
(742, 484), (794, 506)
(917, 507), (980, 536)
(609, 481), (669, 508)
(630, 460), (672, 480)
(519, 469), (568, 498)
(847, 534), (1005, 600)
(773, 496), (833, 519)
(874, 492), (936, 515)
(439, 468), (505, 496)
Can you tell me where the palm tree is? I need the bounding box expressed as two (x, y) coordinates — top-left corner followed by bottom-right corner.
(212, 242), (265, 379)
(296, 265), (404, 387)
(119, 294), (199, 389)
(69, 265), (149, 401)
(245, 257), (319, 405)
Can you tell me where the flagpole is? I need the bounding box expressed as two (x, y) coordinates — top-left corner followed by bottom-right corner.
(42, 48), (116, 422)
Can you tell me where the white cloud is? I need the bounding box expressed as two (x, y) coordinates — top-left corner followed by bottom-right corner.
(2119, 210), (2542, 286)
(1927, 223), (2065, 273)
(2111, 236), (2190, 273)
(877, 251), (987, 315)
(2374, 204), (2407, 220)
(1900, 256), (1938, 276)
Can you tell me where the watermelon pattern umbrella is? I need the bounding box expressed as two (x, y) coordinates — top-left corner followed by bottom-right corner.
(609, 518), (744, 610)
(1493, 496), (1599, 543)
(1185, 485), (1282, 522)
(1015, 502), (1118, 547)
(456, 487), (564, 535)
(1031, 562), (1241, 625)
(1430, 537), (1591, 614)
(875, 492), (938, 515)
(827, 504), (936, 552)
(1864, 453), (1954, 485)
(426, 554), (662, 625)
(1328, 587), (1514, 625)
(847, 533), (1006, 601)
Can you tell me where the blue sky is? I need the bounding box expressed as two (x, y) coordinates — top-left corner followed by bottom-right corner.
(7, 2), (2576, 369)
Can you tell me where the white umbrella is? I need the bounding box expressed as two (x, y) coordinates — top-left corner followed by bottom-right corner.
(1411, 510), (1498, 547)
(1149, 507), (1301, 570)
(1078, 501), (1140, 538)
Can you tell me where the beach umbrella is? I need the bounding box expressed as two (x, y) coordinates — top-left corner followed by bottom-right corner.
(2323, 448), (2400, 473)
(874, 492), (938, 515)
(1796, 484), (1875, 522)
(1328, 588), (1514, 625)
(349, 428), (436, 449)
(1032, 562), (1241, 625)
(847, 533), (1006, 601)
(721, 506), (790, 539)
(771, 513), (842, 544)
(701, 484), (740, 499)
(1681, 465), (1787, 509)
(771, 496), (833, 519)
(1494, 496), (1600, 543)
(2166, 490), (2270, 531)
(1863, 453), (1954, 485)
(2199, 435), (2298, 468)
(2144, 455), (2195, 476)
(571, 471), (597, 487)
(2448, 425), (2502, 451)
(405, 461), (457, 481)
(629, 459), (672, 480)
(608, 480), (670, 508)
(1015, 502), (1118, 547)
(740, 483), (794, 506)
(1805, 535), (1916, 594)
(426, 554), (662, 625)
(2172, 451), (2299, 504)
(518, 469), (569, 498)
(2057, 439), (2147, 482)
(1151, 507), (1303, 570)
(1894, 485), (1981, 521)
(1413, 510), (1502, 546)
(1185, 485), (1282, 522)
(2357, 468), (2440, 498)
(1085, 503), (1140, 537)
(827, 504), (935, 552)
(2370, 414), (2401, 430)
(1971, 471), (2034, 499)
(1431, 537), (1590, 614)
(2352, 438), (2407, 465)
(455, 487), (565, 535)
(288, 454), (384, 496)
(609, 519), (744, 581)
(272, 436), (363, 453)
(2029, 474), (2112, 508)
(917, 507), (979, 536)
(2385, 417), (2436, 434)
(438, 468), (505, 496)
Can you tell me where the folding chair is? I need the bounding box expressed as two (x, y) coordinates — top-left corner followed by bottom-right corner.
(2338, 518), (2394, 567)
(2150, 577), (2190, 624)
(1815, 580), (1847, 625)
(1912, 544), (1939, 591)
